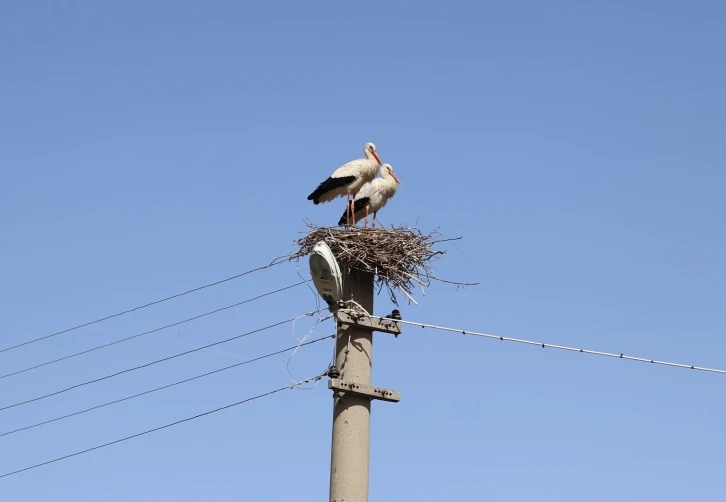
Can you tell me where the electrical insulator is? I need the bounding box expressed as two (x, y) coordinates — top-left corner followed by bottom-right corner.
(385, 309), (402, 320)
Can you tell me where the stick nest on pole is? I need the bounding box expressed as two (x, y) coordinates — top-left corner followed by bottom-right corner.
(291, 221), (476, 306)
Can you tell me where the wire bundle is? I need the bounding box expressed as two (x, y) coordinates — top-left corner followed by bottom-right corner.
(0, 255), (332, 479)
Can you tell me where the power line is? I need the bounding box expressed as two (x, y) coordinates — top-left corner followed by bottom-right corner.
(0, 335), (333, 438)
(363, 313), (726, 376)
(0, 254), (292, 354)
(0, 370), (330, 480)
(0, 281), (308, 381)
(0, 310), (328, 413)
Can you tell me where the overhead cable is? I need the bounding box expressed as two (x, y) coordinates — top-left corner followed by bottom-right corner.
(0, 370), (330, 479)
(359, 312), (726, 376)
(0, 335), (333, 438)
(0, 281), (308, 380)
(0, 310), (328, 412)
(0, 254), (292, 354)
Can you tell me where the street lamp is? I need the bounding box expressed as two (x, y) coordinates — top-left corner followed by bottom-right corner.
(309, 241), (343, 310)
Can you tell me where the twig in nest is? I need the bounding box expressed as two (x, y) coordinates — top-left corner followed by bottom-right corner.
(430, 276), (480, 287)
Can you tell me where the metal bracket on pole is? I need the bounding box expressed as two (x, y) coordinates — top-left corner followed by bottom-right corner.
(328, 379), (401, 403)
(336, 310), (403, 337)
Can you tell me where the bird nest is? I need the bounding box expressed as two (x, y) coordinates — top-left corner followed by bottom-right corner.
(291, 221), (476, 305)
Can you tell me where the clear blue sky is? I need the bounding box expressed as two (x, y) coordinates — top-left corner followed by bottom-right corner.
(1, 1), (724, 500)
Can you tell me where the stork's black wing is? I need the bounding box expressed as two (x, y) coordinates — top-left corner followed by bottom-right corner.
(338, 197), (370, 226)
(307, 175), (356, 204)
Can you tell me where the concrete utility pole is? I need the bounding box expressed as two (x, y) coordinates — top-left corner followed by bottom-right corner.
(328, 269), (401, 502)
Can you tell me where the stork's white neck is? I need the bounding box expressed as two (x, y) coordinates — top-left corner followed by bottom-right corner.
(380, 169), (395, 183)
(364, 149), (379, 164)
(378, 170), (399, 195)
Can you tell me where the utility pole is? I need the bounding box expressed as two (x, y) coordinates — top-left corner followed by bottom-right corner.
(328, 268), (401, 502)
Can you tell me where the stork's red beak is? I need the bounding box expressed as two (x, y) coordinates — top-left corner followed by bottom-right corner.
(372, 151), (383, 166)
(391, 172), (402, 185)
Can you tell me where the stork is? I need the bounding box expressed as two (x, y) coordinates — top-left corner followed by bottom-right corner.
(307, 142), (383, 226)
(337, 164), (401, 228)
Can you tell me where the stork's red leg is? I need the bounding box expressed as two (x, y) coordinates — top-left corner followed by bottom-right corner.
(364, 206), (369, 228)
(346, 193), (352, 228)
(349, 194), (355, 228)
(372, 212), (377, 228)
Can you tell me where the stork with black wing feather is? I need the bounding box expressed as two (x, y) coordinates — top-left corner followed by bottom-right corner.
(337, 164), (401, 228)
(307, 142), (383, 226)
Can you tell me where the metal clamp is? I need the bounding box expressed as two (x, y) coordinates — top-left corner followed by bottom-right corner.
(336, 310), (403, 337)
(328, 379), (401, 402)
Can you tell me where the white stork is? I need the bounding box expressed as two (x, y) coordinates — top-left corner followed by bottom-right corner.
(337, 164), (401, 228)
(307, 142), (383, 226)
